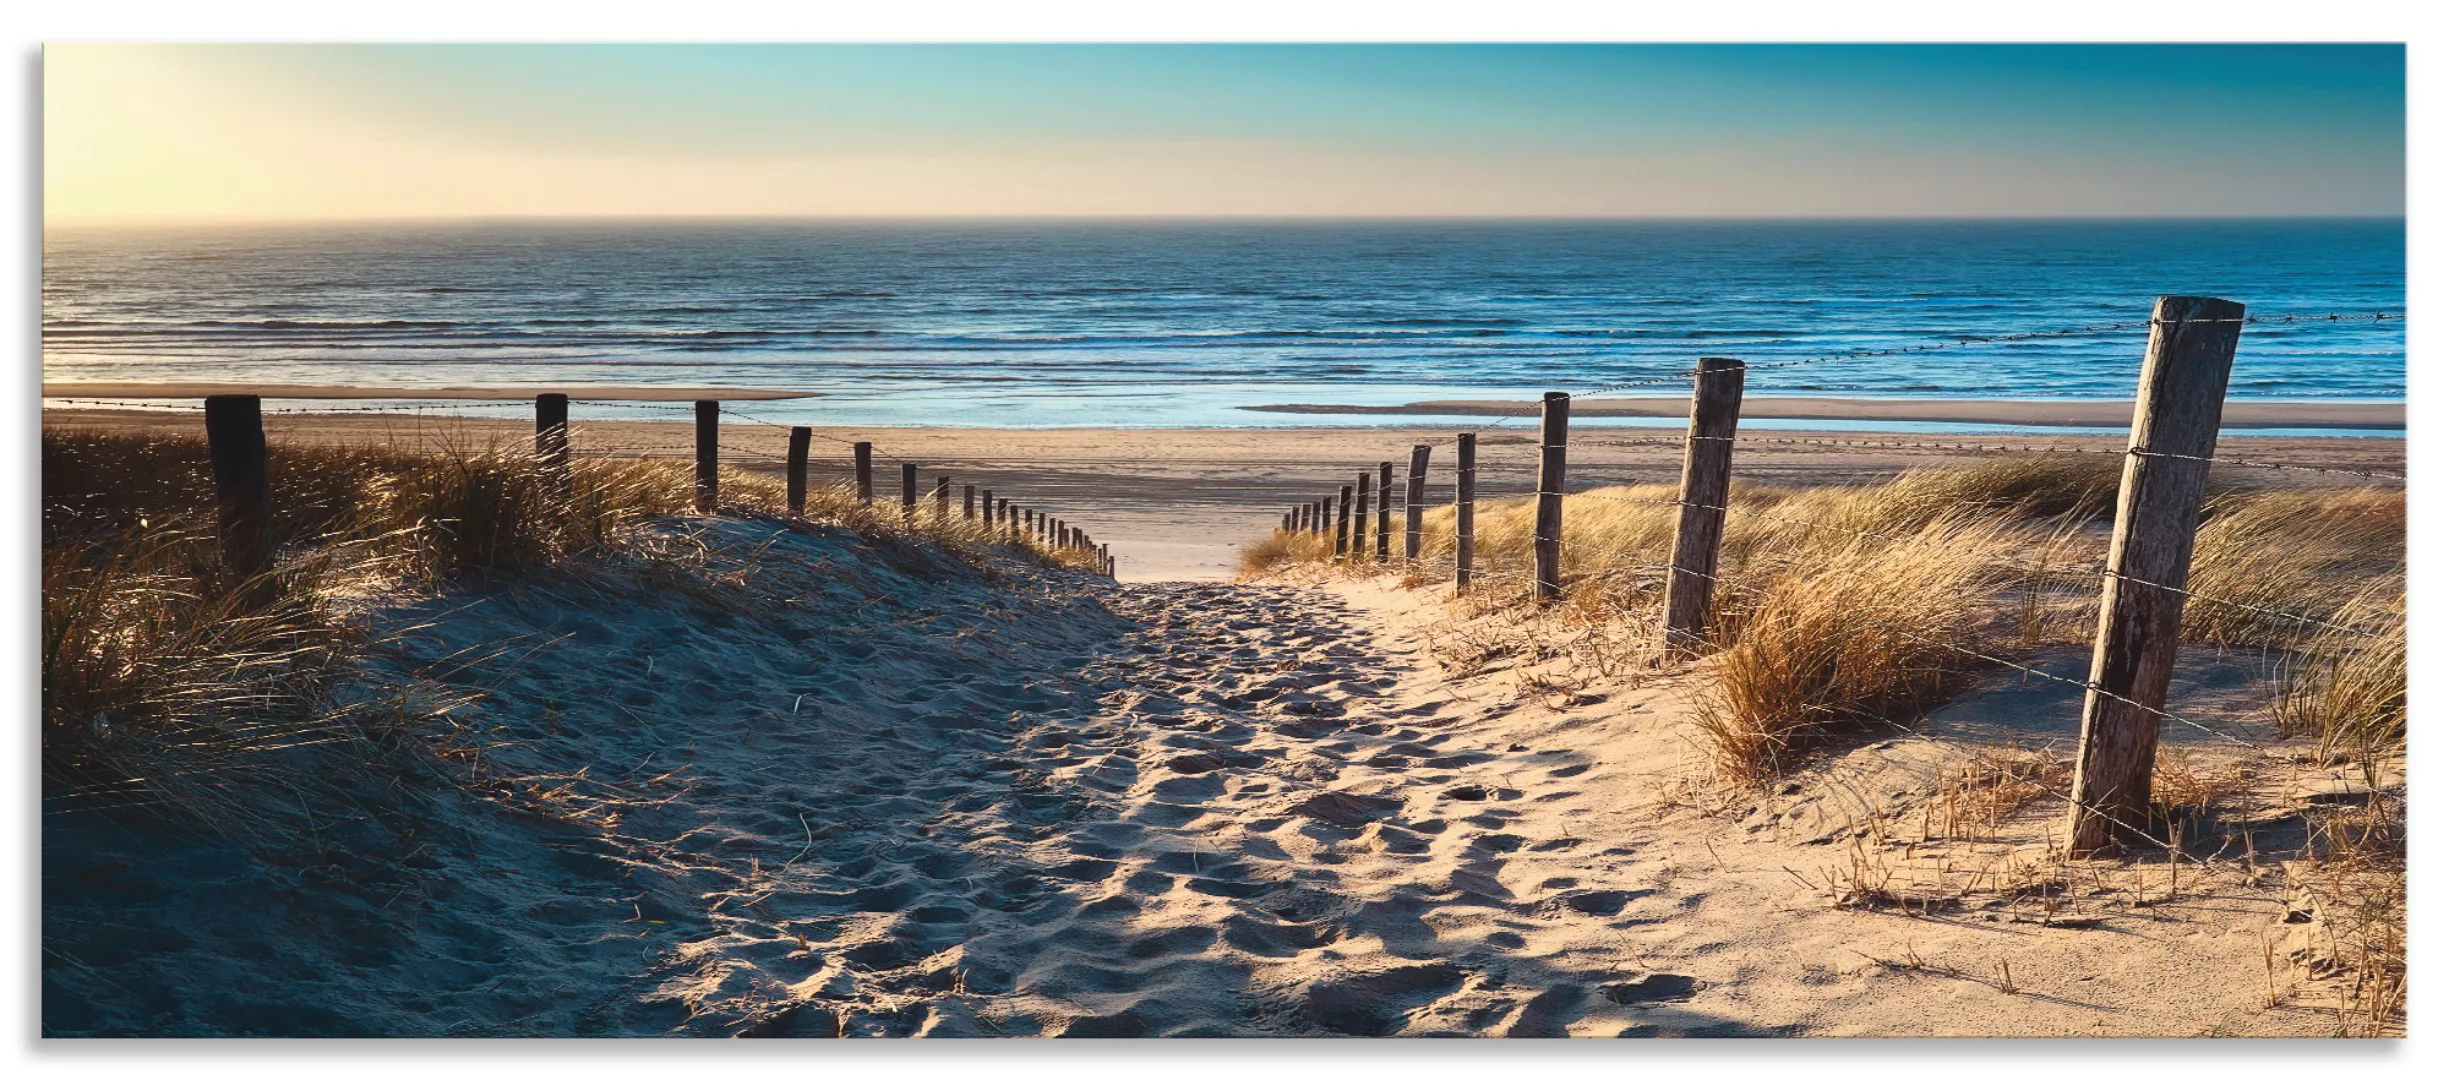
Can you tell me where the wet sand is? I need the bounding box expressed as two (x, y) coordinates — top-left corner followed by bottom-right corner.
(42, 409), (2405, 583)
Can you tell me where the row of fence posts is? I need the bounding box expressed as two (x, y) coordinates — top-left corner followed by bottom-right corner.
(1274, 295), (2250, 856)
(199, 394), (1119, 586)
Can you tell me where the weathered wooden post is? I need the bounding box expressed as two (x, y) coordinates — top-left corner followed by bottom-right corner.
(1455, 432), (1476, 593)
(1532, 392), (1569, 603)
(1662, 357), (1747, 655)
(1355, 470), (1373, 561)
(933, 475), (951, 523)
(901, 463), (918, 520)
(2065, 296), (2245, 855)
(786, 426), (811, 517)
(1403, 444), (1430, 561)
(1335, 485), (1354, 558)
(1376, 461), (1394, 561)
(854, 442), (874, 504)
(204, 394), (274, 597)
(964, 484), (977, 521)
(981, 488), (994, 528)
(694, 400), (719, 513)
(535, 392), (570, 480)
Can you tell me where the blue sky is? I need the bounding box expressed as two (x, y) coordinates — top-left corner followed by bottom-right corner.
(46, 43), (2406, 219)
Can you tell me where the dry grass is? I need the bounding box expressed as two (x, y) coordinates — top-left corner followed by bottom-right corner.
(1693, 513), (2039, 781)
(1237, 526), (1335, 578)
(2266, 582), (2405, 767)
(1924, 746), (2072, 842)
(2182, 487), (2403, 648)
(2285, 793), (2406, 1036)
(41, 429), (1093, 827)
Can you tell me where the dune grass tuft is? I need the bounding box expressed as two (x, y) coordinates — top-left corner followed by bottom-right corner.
(1692, 513), (2036, 782)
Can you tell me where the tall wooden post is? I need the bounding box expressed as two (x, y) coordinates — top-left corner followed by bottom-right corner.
(1403, 444), (1430, 561)
(693, 400), (719, 514)
(1335, 485), (1354, 558)
(534, 393), (570, 481)
(1455, 433), (1477, 593)
(2065, 296), (2245, 854)
(933, 475), (951, 523)
(1532, 392), (1569, 603)
(786, 426), (811, 517)
(1355, 470), (1373, 562)
(964, 484), (977, 521)
(854, 442), (874, 504)
(204, 394), (273, 597)
(1662, 358), (1747, 655)
(981, 488), (994, 527)
(901, 463), (918, 520)
(1375, 461), (1394, 561)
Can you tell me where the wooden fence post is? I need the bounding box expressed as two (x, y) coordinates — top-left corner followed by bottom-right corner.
(1662, 357), (1747, 655)
(981, 488), (994, 527)
(1355, 470), (1372, 562)
(1532, 392), (1569, 603)
(203, 394), (274, 596)
(964, 484), (977, 521)
(2065, 296), (2245, 854)
(694, 400), (719, 513)
(854, 442), (874, 503)
(933, 475), (951, 523)
(901, 463), (918, 520)
(1455, 432), (1476, 593)
(786, 426), (811, 517)
(1335, 485), (1354, 558)
(1376, 461), (1394, 561)
(535, 392), (570, 480)
(1404, 444), (1430, 561)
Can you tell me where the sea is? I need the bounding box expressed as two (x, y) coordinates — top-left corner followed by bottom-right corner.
(41, 219), (2405, 435)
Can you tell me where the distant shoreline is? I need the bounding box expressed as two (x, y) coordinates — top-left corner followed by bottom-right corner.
(1243, 397), (2406, 431)
(41, 383), (818, 402)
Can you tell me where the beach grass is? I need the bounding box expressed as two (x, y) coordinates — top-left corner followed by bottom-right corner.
(1243, 456), (2404, 782)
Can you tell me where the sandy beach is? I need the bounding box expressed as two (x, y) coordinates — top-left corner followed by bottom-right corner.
(1246, 397), (2407, 430)
(41, 407), (2408, 582)
(43, 382), (817, 401)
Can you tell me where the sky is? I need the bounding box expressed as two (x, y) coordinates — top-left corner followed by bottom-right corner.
(43, 43), (2406, 221)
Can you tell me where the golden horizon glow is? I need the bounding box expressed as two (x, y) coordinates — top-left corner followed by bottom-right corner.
(44, 44), (2408, 222)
